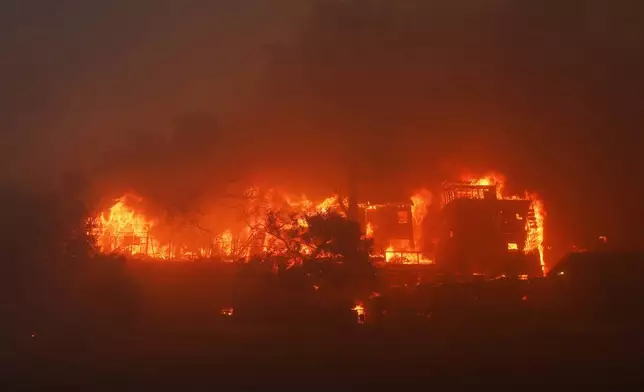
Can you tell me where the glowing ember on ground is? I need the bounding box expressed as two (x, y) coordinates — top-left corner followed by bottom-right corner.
(352, 303), (365, 324)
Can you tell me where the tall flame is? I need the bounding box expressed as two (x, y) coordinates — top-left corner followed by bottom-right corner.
(526, 194), (546, 274)
(365, 221), (374, 237)
(462, 172), (506, 199)
(410, 189), (432, 226)
(95, 196), (151, 255)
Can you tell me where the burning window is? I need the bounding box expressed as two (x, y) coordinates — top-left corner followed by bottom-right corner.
(507, 242), (519, 251)
(397, 210), (409, 224)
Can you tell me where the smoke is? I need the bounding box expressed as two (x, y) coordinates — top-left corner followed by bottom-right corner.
(249, 0), (644, 246)
(257, 0), (643, 183)
(2, 1), (643, 245)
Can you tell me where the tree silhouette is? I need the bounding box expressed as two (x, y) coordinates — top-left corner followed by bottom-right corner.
(255, 206), (372, 267)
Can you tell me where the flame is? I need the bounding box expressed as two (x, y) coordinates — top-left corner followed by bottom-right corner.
(219, 230), (233, 257)
(94, 195), (160, 257)
(297, 217), (309, 228)
(526, 194), (546, 274)
(462, 174), (546, 275)
(93, 191), (351, 260)
(352, 303), (365, 315)
(410, 189), (432, 249)
(384, 245), (395, 262)
(316, 196), (338, 213)
(92, 173), (543, 272)
(462, 172), (506, 199)
(384, 245), (433, 264)
(352, 303), (365, 324)
(365, 221), (374, 237)
(410, 189), (432, 226)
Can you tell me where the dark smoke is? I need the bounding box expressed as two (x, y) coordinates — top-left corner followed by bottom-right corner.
(1, 0), (643, 246)
(254, 0), (644, 247)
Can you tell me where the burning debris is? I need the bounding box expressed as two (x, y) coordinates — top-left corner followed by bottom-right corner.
(352, 303), (366, 324)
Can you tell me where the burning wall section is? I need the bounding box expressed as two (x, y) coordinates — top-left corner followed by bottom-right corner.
(436, 175), (546, 275)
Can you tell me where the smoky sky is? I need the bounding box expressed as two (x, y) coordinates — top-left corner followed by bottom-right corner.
(2, 0), (643, 248)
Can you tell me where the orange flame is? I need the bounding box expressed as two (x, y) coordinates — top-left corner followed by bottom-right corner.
(526, 194), (546, 274)
(95, 195), (158, 257)
(93, 175), (543, 272)
(461, 172), (506, 199)
(410, 189), (432, 226)
(463, 174), (546, 274)
(365, 221), (374, 237)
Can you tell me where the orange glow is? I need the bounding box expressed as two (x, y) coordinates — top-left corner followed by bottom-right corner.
(411, 189), (432, 249)
(410, 189), (432, 226)
(462, 173), (546, 275)
(94, 194), (162, 258)
(384, 245), (433, 264)
(219, 230), (233, 257)
(365, 221), (374, 237)
(93, 172), (544, 273)
(93, 191), (350, 260)
(462, 172), (506, 199)
(525, 194), (546, 274)
(352, 303), (365, 324)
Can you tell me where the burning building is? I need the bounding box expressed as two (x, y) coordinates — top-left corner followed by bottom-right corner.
(90, 172), (545, 276)
(433, 177), (545, 277)
(358, 200), (414, 251)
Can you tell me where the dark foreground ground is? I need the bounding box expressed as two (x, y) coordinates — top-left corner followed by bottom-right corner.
(3, 261), (643, 390)
(4, 311), (643, 390)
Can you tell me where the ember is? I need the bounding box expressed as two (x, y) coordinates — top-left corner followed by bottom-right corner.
(352, 303), (365, 324)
